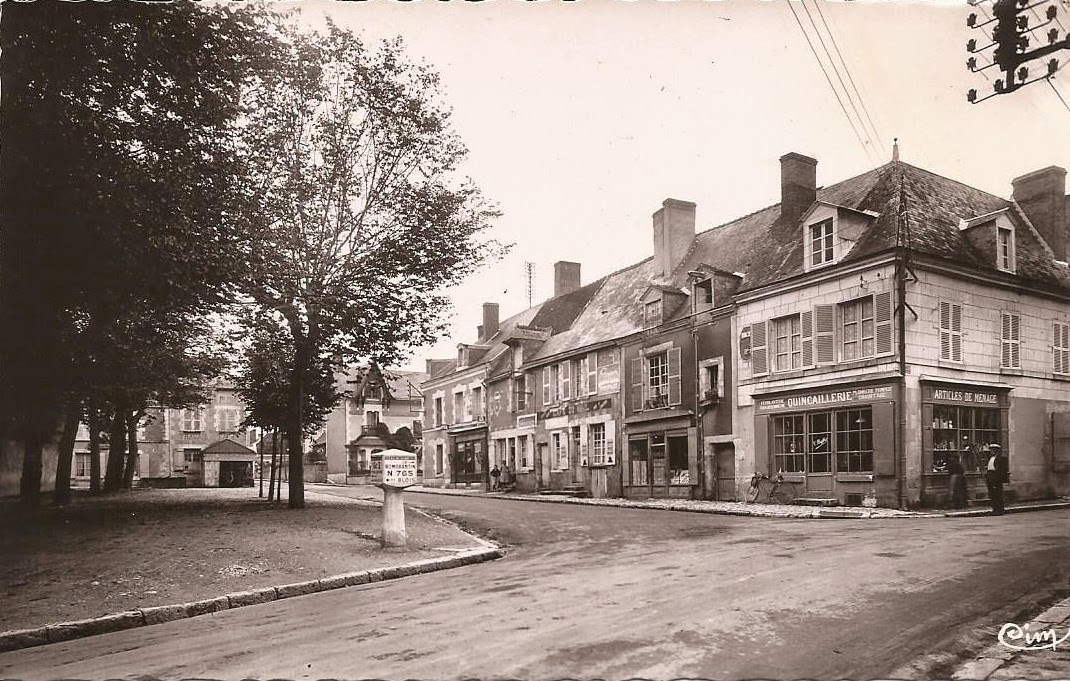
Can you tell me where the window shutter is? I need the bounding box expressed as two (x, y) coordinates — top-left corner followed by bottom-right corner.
(1001, 312), (1020, 368)
(751, 321), (768, 376)
(561, 361), (572, 400)
(951, 303), (962, 362)
(542, 367), (551, 405)
(800, 310), (814, 367)
(631, 357), (644, 411)
(587, 352), (598, 395)
(579, 425), (589, 465)
(814, 305), (836, 365)
(668, 347), (682, 406)
(874, 291), (894, 356)
(1011, 314), (1020, 368)
(604, 421), (615, 465)
(939, 301), (950, 360)
(687, 426), (699, 486)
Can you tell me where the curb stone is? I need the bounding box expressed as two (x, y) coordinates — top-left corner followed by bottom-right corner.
(0, 547), (503, 655)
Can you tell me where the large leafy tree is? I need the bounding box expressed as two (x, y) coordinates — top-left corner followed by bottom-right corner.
(0, 1), (275, 502)
(237, 21), (505, 508)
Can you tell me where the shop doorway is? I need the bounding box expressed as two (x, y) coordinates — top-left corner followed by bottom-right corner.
(627, 430), (689, 497)
(451, 439), (484, 484)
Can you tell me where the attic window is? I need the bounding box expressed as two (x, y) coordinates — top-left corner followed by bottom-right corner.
(997, 225), (1016, 273)
(694, 279), (713, 306)
(810, 218), (835, 267)
(644, 300), (663, 328)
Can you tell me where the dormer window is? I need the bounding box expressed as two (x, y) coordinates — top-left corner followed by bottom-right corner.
(997, 225), (1016, 273)
(644, 300), (663, 328)
(810, 218), (834, 267)
(693, 278), (713, 313)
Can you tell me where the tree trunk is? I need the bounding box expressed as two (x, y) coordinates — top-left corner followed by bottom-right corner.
(287, 340), (307, 509)
(122, 410), (140, 489)
(104, 408), (127, 492)
(53, 400), (81, 505)
(19, 432), (43, 505)
(88, 405), (102, 494)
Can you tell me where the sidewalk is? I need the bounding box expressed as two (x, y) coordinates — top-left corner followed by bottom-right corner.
(952, 595), (1070, 680)
(0, 486), (500, 653)
(393, 483), (1070, 519)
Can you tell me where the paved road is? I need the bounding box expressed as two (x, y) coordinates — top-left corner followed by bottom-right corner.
(1, 489), (1067, 679)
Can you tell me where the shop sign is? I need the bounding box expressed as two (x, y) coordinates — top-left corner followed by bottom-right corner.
(924, 385), (1005, 406)
(756, 384), (894, 413)
(597, 363), (620, 394)
(539, 397), (614, 421)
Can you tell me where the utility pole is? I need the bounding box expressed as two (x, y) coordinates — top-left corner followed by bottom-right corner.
(524, 262), (535, 308)
(967, 0), (1070, 103)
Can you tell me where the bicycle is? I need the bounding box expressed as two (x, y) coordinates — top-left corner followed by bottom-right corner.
(744, 471), (798, 504)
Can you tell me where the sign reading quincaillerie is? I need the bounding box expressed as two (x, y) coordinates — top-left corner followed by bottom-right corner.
(757, 384), (894, 413)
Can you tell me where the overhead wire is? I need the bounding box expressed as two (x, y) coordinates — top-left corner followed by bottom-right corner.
(786, 0), (880, 166)
(808, 0), (888, 158)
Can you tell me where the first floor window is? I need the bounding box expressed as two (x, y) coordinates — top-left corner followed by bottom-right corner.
(218, 407), (240, 433)
(518, 436), (529, 469)
(842, 296), (875, 361)
(773, 315), (801, 372)
(1056, 322), (1070, 375)
(75, 453), (91, 477)
(939, 301), (963, 362)
(1001, 312), (1021, 369)
(647, 352), (669, 402)
(183, 448), (202, 468)
(182, 409), (203, 432)
(590, 423), (607, 466)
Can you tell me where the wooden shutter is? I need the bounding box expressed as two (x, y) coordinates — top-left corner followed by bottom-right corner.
(604, 420), (616, 465)
(871, 400), (896, 476)
(687, 426), (699, 486)
(751, 322), (769, 376)
(801, 310), (814, 367)
(631, 357), (644, 412)
(560, 361), (571, 400)
(814, 305), (836, 365)
(874, 291), (893, 356)
(1002, 312), (1020, 368)
(668, 347), (682, 406)
(939, 301), (951, 360)
(542, 367), (551, 406)
(754, 414), (771, 477)
(580, 424), (589, 466)
(587, 352), (598, 395)
(922, 403), (934, 473)
(951, 303), (962, 362)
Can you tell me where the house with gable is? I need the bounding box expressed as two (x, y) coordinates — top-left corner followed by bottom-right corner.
(727, 150), (1070, 508)
(321, 363), (426, 484)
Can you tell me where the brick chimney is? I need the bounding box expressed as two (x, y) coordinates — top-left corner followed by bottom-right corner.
(1012, 166), (1067, 261)
(780, 152), (818, 225)
(482, 302), (499, 340)
(554, 261), (581, 297)
(653, 199), (696, 279)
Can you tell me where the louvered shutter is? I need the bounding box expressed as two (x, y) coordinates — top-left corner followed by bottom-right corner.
(814, 305), (836, 365)
(542, 367), (551, 406)
(604, 421), (616, 465)
(1001, 313), (1011, 367)
(874, 291), (894, 356)
(751, 322), (769, 376)
(1011, 314), (1020, 368)
(939, 301), (951, 360)
(951, 303), (962, 362)
(560, 361), (572, 400)
(580, 424), (589, 466)
(668, 347), (682, 406)
(801, 310), (814, 367)
(587, 352), (598, 395)
(1001, 312), (1020, 368)
(631, 357), (644, 412)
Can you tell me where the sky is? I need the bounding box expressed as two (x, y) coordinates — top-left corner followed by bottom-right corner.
(298, 0), (1070, 373)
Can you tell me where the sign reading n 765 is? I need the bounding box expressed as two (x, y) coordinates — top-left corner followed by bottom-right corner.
(381, 452), (418, 488)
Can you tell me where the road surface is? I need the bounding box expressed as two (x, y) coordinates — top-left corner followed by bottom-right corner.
(1, 489), (1066, 679)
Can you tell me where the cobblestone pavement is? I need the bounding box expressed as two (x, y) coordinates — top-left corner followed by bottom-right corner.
(952, 596), (1070, 680)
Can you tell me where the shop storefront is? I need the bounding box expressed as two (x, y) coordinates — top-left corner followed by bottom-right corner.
(623, 415), (697, 499)
(920, 380), (1010, 506)
(450, 426), (487, 485)
(754, 381), (899, 506)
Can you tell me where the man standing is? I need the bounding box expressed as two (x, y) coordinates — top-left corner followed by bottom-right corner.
(490, 463), (501, 491)
(985, 444), (1009, 516)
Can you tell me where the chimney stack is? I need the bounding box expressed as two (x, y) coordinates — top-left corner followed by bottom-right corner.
(482, 302), (499, 340)
(780, 152), (818, 225)
(653, 199), (697, 279)
(1012, 166), (1067, 261)
(554, 261), (581, 297)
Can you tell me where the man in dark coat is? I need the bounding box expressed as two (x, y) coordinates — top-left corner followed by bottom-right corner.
(985, 444), (1009, 515)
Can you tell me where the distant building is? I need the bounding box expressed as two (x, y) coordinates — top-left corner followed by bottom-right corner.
(322, 364), (425, 484)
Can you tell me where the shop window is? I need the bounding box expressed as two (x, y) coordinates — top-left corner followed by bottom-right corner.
(774, 415), (806, 473)
(668, 435), (689, 485)
(590, 423), (607, 466)
(508, 437), (518, 469)
(835, 409), (873, 473)
(808, 413), (832, 473)
(842, 297), (875, 361)
(931, 405), (1000, 474)
(629, 438), (650, 486)
(810, 218), (835, 267)
(939, 301), (963, 363)
(1055, 322), (1070, 375)
(1001, 312), (1021, 369)
(518, 435), (529, 469)
(773, 315), (802, 372)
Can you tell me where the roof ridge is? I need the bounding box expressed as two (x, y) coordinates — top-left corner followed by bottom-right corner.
(898, 160), (1009, 203)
